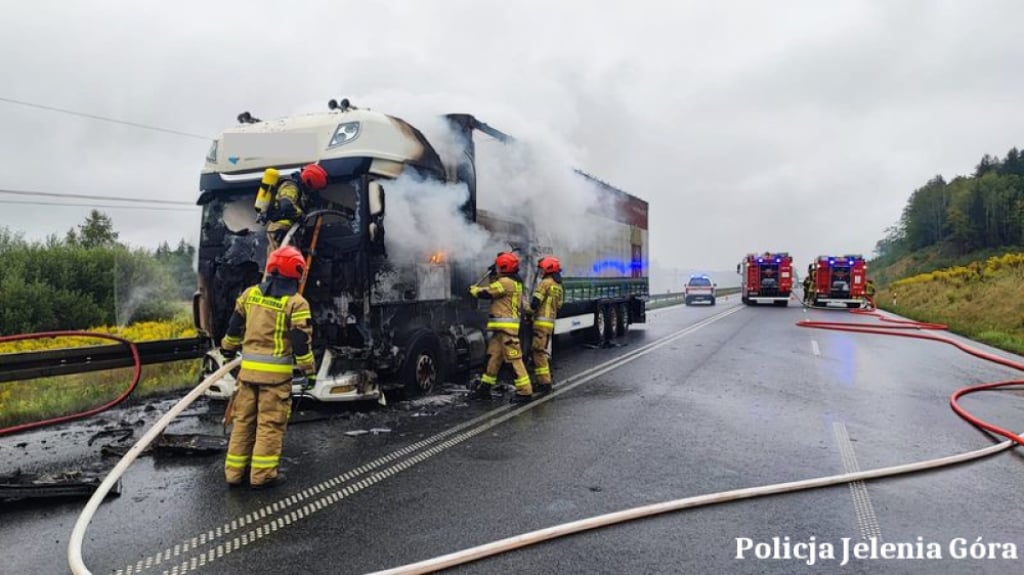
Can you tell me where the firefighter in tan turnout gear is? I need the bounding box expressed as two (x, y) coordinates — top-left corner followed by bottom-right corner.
(528, 256), (564, 395)
(220, 246), (316, 488)
(468, 252), (534, 404)
(255, 163), (329, 255)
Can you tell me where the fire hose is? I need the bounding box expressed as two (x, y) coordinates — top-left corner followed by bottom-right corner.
(366, 301), (1024, 575)
(0, 331), (141, 436)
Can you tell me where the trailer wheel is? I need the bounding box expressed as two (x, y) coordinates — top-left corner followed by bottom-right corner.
(590, 306), (608, 344)
(615, 304), (629, 337)
(401, 331), (444, 396)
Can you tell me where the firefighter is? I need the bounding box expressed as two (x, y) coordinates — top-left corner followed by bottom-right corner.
(468, 252), (534, 404)
(220, 245), (316, 488)
(528, 256), (564, 394)
(257, 163), (329, 255)
(865, 278), (877, 306)
(803, 264), (815, 304)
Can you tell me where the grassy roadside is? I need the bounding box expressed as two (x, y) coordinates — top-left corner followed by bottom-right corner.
(0, 312), (201, 429)
(875, 253), (1024, 356)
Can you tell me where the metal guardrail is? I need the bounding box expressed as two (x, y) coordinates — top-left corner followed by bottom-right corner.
(648, 286), (741, 303)
(0, 337), (209, 383)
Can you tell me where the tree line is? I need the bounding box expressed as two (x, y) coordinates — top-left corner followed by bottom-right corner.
(0, 210), (197, 335)
(875, 147), (1024, 259)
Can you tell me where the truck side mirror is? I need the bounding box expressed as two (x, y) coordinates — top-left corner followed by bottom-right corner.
(736, 264), (740, 274)
(369, 181), (385, 217)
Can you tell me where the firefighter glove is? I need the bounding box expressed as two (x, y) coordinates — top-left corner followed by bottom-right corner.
(304, 374), (317, 390)
(468, 285), (482, 297)
(220, 348), (238, 360)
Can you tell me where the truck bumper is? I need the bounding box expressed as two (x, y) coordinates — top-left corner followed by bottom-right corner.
(814, 297), (865, 308)
(749, 296), (789, 303)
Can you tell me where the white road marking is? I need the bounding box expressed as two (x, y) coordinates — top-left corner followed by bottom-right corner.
(833, 422), (883, 541)
(811, 340), (821, 357)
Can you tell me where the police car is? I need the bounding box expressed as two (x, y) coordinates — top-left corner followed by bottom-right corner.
(684, 275), (716, 306)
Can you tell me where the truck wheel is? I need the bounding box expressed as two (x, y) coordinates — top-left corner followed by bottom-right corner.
(774, 300), (789, 307)
(590, 306), (608, 344)
(606, 305), (619, 340)
(401, 331), (444, 396)
(684, 297), (692, 306)
(710, 297), (716, 306)
(615, 304), (629, 337)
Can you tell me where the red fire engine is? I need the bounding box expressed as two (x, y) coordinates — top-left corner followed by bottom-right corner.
(807, 255), (867, 308)
(738, 252), (793, 306)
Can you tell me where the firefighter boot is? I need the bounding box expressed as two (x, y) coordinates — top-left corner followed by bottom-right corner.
(468, 383), (495, 400)
(510, 393), (533, 405)
(535, 382), (553, 395)
(251, 472), (287, 490)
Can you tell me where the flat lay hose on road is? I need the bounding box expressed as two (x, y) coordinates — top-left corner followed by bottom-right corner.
(0, 331), (142, 436)
(68, 357), (241, 575)
(366, 297), (1024, 575)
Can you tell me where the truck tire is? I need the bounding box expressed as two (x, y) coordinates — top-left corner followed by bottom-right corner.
(615, 303), (629, 337)
(684, 296), (693, 306)
(710, 297), (716, 306)
(401, 331), (444, 396)
(774, 300), (789, 307)
(590, 306), (609, 344)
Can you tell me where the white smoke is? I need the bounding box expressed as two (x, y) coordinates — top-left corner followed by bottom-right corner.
(349, 93), (641, 280)
(381, 173), (504, 267)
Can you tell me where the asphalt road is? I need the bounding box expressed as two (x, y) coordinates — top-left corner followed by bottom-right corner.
(3, 296), (1024, 574)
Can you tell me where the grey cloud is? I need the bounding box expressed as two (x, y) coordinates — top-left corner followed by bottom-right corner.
(2, 0), (1023, 287)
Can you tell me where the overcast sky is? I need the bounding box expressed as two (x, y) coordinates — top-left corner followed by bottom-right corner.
(2, 0), (1022, 289)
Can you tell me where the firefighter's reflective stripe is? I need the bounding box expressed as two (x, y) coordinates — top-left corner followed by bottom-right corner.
(534, 316), (555, 329)
(480, 374), (498, 385)
(251, 454), (280, 469)
(488, 280), (507, 295)
(513, 375), (531, 388)
(534, 366), (551, 376)
(295, 351), (314, 365)
(223, 334), (243, 347)
(487, 317), (519, 330)
(292, 309), (312, 322)
(225, 453), (251, 469)
(274, 309), (286, 356)
(241, 352), (294, 374)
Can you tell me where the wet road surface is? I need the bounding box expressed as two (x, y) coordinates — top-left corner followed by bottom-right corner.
(3, 296), (1024, 574)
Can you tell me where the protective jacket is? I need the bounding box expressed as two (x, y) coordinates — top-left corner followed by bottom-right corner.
(474, 274), (525, 335)
(530, 273), (563, 331)
(221, 277), (315, 384)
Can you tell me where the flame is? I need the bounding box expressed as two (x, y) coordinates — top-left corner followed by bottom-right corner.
(428, 251), (446, 264)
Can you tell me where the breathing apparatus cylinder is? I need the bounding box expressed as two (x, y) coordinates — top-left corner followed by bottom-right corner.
(254, 168), (280, 220)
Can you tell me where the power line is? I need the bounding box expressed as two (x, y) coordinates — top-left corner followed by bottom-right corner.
(0, 96), (213, 141)
(0, 199), (198, 212)
(0, 188), (196, 206)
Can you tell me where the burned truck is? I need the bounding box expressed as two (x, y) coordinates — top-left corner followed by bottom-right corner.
(193, 100), (649, 402)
